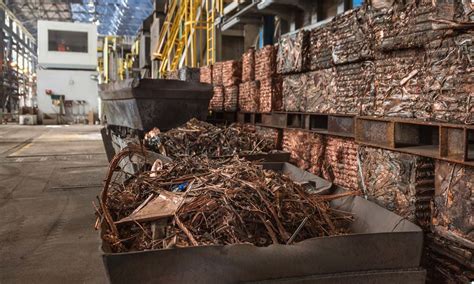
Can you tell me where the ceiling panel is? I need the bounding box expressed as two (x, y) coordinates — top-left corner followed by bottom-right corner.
(6, 0), (153, 37)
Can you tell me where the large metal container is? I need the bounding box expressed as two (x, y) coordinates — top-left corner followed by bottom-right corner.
(101, 162), (425, 283)
(99, 79), (213, 132)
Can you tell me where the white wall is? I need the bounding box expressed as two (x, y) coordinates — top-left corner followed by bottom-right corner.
(37, 69), (99, 116)
(37, 21), (98, 70)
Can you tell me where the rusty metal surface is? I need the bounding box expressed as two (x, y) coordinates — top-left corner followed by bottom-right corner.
(394, 123), (439, 147)
(328, 116), (354, 135)
(100, 127), (116, 162)
(439, 127), (465, 160)
(99, 79), (212, 132)
(356, 116), (474, 166)
(101, 164), (423, 284)
(356, 118), (393, 147)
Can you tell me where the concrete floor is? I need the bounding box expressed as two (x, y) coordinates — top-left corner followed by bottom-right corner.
(0, 124), (108, 283)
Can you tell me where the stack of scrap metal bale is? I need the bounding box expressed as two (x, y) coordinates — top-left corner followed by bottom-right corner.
(196, 3), (472, 280)
(282, 129), (359, 191)
(278, 30), (311, 112)
(202, 45), (283, 114)
(276, 13), (363, 192)
(199, 65), (212, 84)
(256, 45), (282, 113)
(222, 60), (242, 112)
(367, 1), (473, 282)
(275, 1), (473, 281)
(239, 48), (260, 112)
(201, 59), (243, 112)
(199, 64), (223, 111)
(208, 62), (224, 111)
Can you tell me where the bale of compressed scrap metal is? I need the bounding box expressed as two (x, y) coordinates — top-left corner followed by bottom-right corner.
(242, 48), (255, 82)
(304, 69), (336, 113)
(239, 81), (260, 112)
(209, 86), (224, 111)
(277, 30), (310, 74)
(424, 230), (474, 283)
(358, 146), (435, 227)
(373, 48), (430, 119)
(222, 60), (242, 87)
(200, 65), (213, 84)
(212, 62), (224, 86)
(331, 8), (374, 65)
(259, 76), (283, 113)
(283, 129), (313, 171)
(324, 136), (359, 191)
(369, 2), (449, 51)
(433, 161), (473, 242)
(283, 129), (359, 191)
(309, 24), (334, 70)
(144, 118), (276, 158)
(255, 45), (277, 81)
(178, 67), (200, 82)
(224, 85), (239, 112)
(335, 62), (375, 115)
(345, 62), (376, 115)
(282, 74), (307, 112)
(98, 151), (353, 252)
(426, 31), (474, 124)
(370, 3), (429, 51)
(426, 159), (474, 284)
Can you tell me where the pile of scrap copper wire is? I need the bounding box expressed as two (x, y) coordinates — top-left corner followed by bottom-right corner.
(144, 118), (276, 158)
(97, 146), (353, 253)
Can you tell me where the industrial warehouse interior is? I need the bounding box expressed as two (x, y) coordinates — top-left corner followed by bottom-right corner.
(0, 0), (472, 283)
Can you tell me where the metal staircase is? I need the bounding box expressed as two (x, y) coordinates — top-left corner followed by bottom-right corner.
(153, 0), (223, 77)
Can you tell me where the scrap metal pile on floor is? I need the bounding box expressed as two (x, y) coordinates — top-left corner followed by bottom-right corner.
(98, 150), (353, 253)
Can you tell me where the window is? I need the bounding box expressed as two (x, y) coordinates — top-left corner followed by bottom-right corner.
(12, 21), (17, 34)
(48, 30), (88, 53)
(5, 14), (9, 27)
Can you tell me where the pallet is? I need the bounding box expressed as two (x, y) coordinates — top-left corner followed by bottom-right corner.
(237, 111), (356, 138)
(356, 116), (474, 166)
(229, 112), (474, 166)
